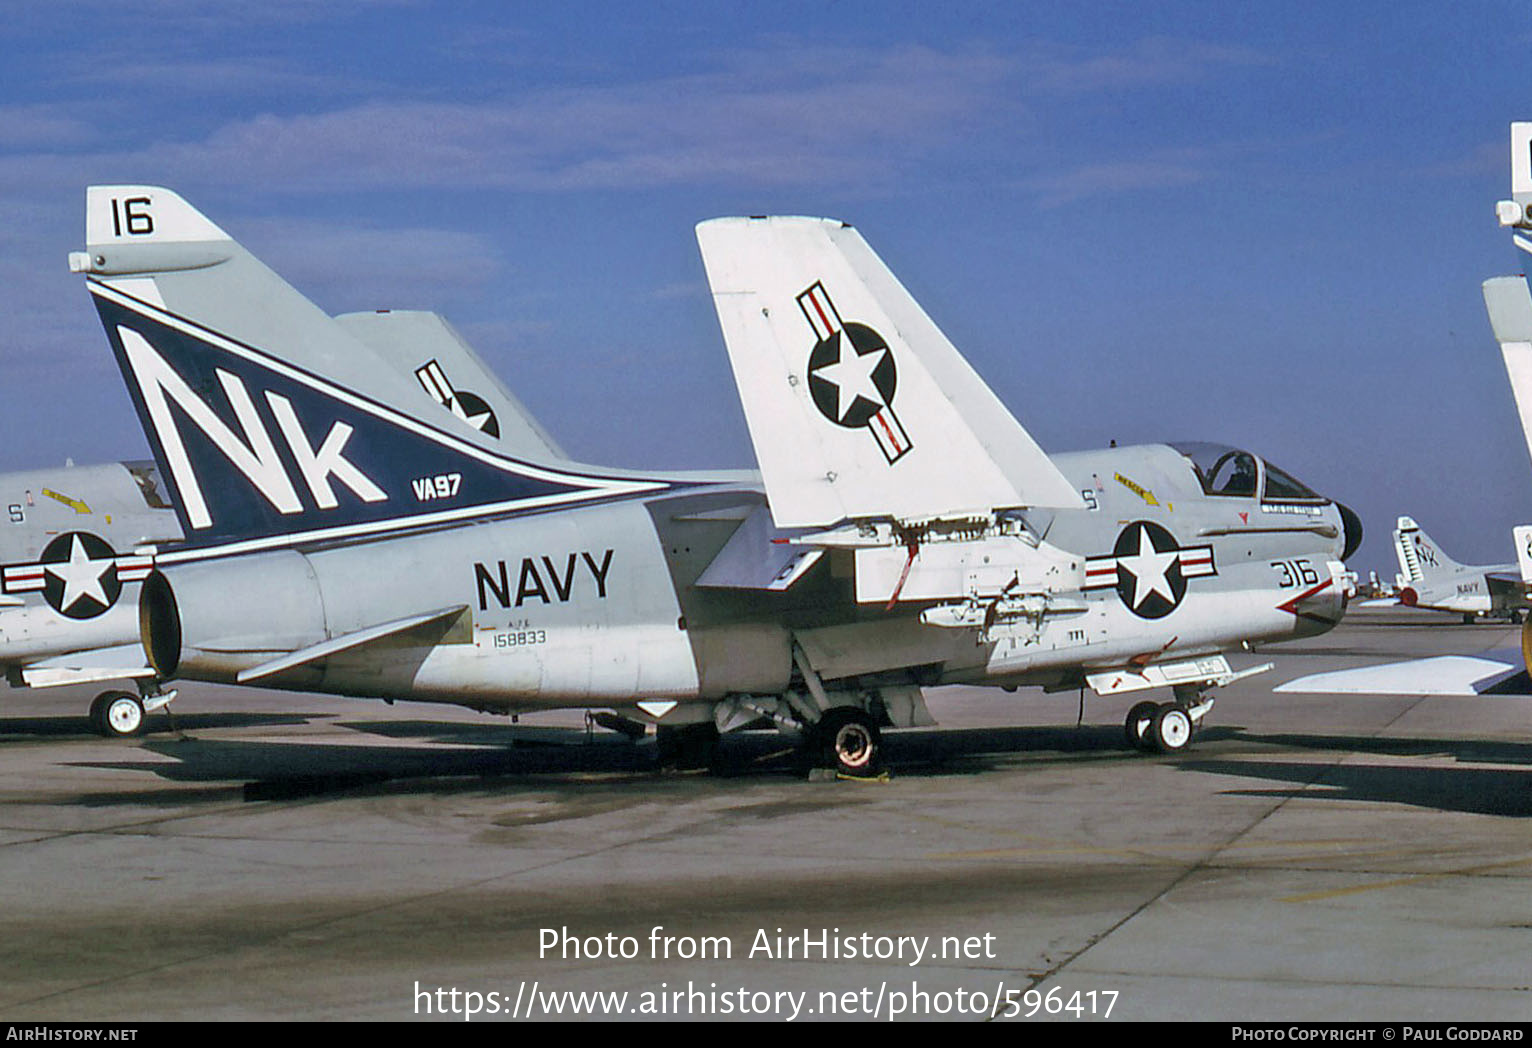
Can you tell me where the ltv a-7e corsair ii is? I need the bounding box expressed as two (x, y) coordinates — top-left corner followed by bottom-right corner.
(0, 270), (562, 737)
(69, 187), (1359, 773)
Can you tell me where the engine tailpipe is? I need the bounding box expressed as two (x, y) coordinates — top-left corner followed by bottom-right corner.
(140, 570), (182, 679)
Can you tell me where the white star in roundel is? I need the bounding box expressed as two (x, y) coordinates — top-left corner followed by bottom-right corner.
(1116, 527), (1179, 610)
(813, 335), (888, 423)
(448, 395), (493, 432)
(45, 534), (112, 614)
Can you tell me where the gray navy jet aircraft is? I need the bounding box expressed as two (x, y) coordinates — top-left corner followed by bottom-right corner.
(0, 300), (566, 737)
(68, 187), (1359, 773)
(1390, 515), (1526, 623)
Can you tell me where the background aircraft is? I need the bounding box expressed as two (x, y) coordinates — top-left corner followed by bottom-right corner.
(1389, 515), (1526, 623)
(71, 187), (1358, 773)
(1280, 123), (1532, 699)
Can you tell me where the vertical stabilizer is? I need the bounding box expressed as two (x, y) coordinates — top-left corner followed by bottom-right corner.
(72, 186), (663, 550)
(1392, 516), (1466, 584)
(1485, 275), (1532, 470)
(696, 216), (1082, 529)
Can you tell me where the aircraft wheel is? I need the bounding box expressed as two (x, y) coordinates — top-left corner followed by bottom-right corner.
(818, 708), (882, 777)
(1463, 613), (1476, 625)
(1124, 701), (1160, 751)
(1149, 704), (1194, 754)
(92, 691), (146, 738)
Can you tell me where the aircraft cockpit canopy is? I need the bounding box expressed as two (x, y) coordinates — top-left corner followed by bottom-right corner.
(124, 460), (173, 510)
(1172, 442), (1324, 503)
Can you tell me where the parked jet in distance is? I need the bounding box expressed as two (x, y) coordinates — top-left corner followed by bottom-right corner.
(0, 302), (560, 736)
(1391, 515), (1526, 623)
(70, 187), (1358, 773)
(0, 461), (178, 734)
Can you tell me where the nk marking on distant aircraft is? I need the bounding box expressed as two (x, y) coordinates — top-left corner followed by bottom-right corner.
(1389, 515), (1528, 624)
(68, 187), (1359, 774)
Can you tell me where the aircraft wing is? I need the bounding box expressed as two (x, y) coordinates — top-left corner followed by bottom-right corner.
(1275, 654), (1530, 697)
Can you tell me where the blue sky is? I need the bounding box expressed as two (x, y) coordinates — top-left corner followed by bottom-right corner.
(0, 1), (1527, 576)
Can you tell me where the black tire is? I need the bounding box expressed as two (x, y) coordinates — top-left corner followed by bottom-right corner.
(92, 690), (146, 738)
(816, 708), (881, 777)
(1149, 704), (1193, 754)
(1124, 701), (1160, 752)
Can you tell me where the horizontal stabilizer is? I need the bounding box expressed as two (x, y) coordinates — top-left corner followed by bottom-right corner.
(20, 643), (154, 689)
(236, 604), (468, 683)
(696, 216), (1082, 527)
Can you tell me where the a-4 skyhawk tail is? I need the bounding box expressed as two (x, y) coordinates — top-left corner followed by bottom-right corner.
(1390, 516), (1526, 623)
(72, 189), (1357, 774)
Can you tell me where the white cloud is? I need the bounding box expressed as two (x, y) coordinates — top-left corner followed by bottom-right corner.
(1021, 36), (1275, 95)
(0, 105), (95, 149)
(1019, 159), (1209, 207)
(0, 42), (1021, 194)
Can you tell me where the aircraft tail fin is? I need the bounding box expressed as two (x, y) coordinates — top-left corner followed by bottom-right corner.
(334, 310), (568, 461)
(73, 186), (662, 551)
(1514, 525), (1532, 585)
(1485, 275), (1532, 473)
(695, 216), (1082, 529)
(1392, 516), (1468, 584)
(1496, 122), (1532, 233)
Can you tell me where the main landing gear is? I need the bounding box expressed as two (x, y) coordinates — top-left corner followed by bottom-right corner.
(88, 685), (177, 738)
(811, 707), (882, 778)
(1123, 689), (1214, 755)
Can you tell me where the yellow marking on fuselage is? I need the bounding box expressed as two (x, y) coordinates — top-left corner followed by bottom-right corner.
(1114, 473), (1160, 508)
(41, 489), (91, 514)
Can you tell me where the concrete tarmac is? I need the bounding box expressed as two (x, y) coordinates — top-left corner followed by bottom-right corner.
(1, 606), (1530, 1022)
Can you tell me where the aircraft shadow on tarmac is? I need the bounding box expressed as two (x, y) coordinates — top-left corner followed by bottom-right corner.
(53, 713), (1532, 814)
(59, 721), (1146, 802)
(0, 711), (320, 739)
(1177, 757), (1532, 818)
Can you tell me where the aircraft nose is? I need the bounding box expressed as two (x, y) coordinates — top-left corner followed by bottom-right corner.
(1337, 502), (1363, 561)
